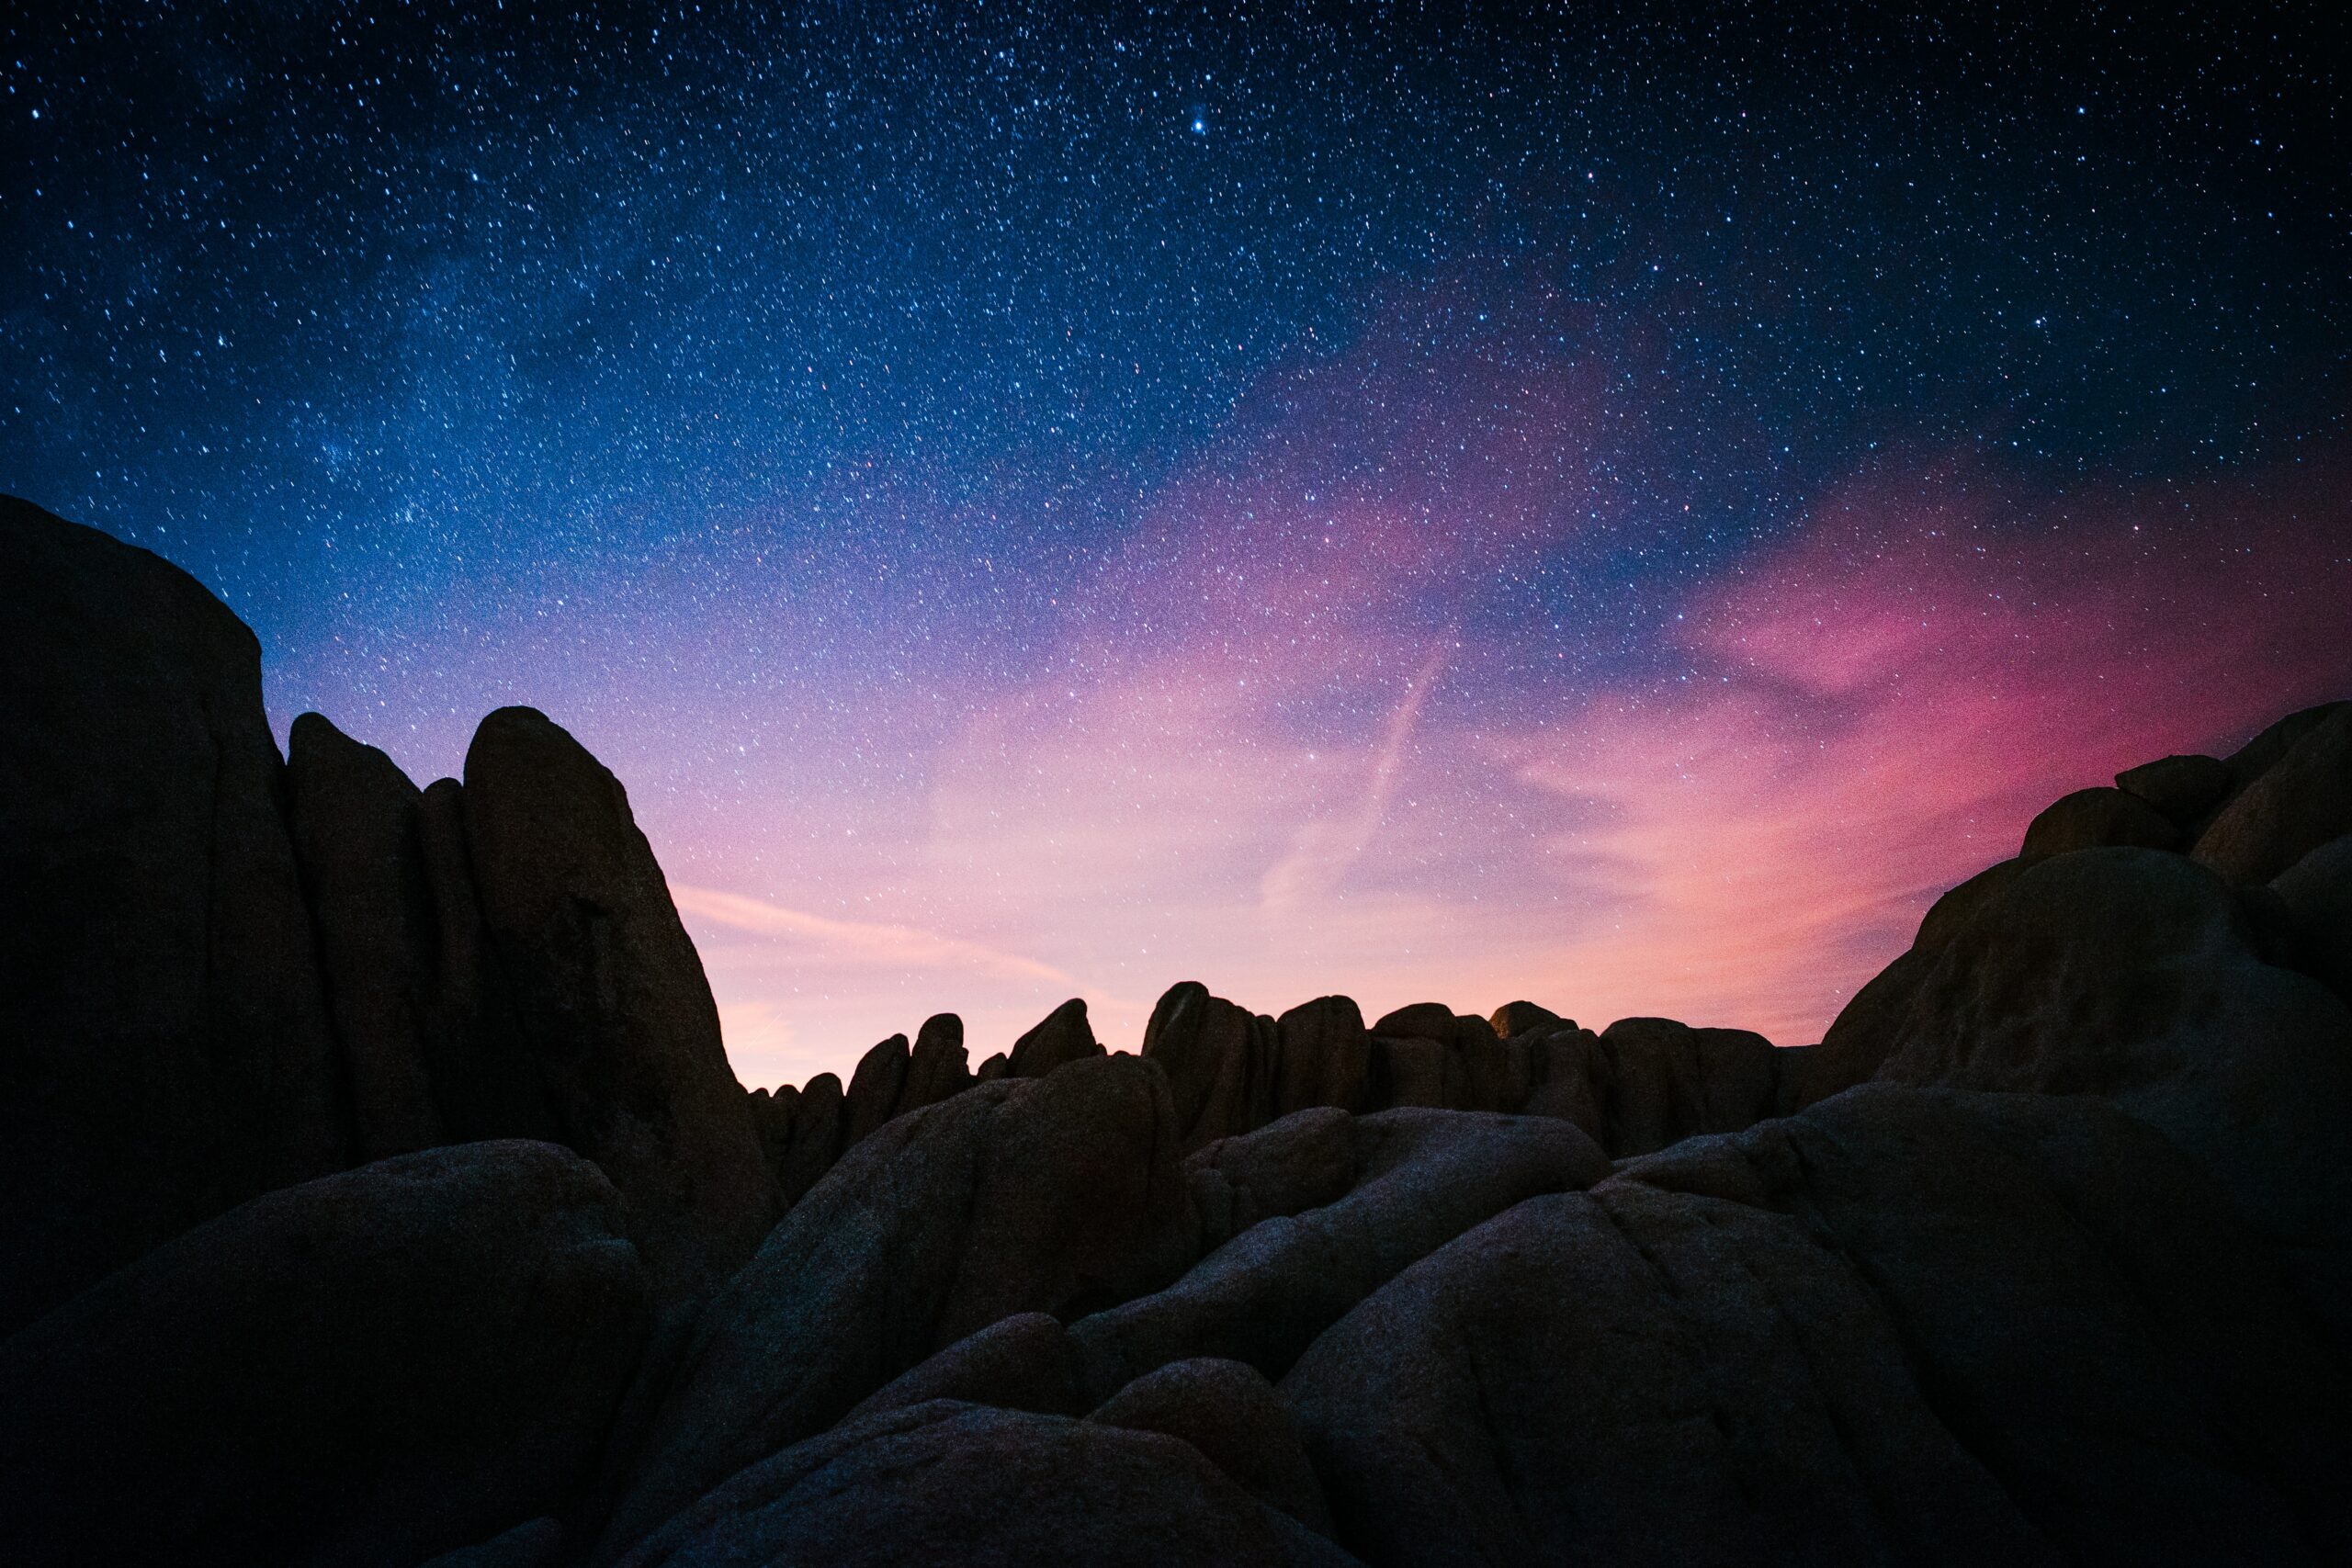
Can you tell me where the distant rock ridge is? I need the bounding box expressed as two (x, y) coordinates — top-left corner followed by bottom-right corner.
(4, 493), (2349, 1566)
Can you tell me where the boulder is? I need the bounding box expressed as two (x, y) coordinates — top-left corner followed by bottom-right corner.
(2275, 833), (2352, 1003)
(1144, 981), (1283, 1148)
(2194, 703), (2352, 885)
(1518, 1024), (1609, 1136)
(847, 1311), (1091, 1423)
(2220, 700), (2346, 791)
(1187, 1106), (1359, 1250)
(2019, 786), (2179, 858)
(610, 1402), (1358, 1568)
(899, 1013), (971, 1111)
(1284, 1087), (2349, 1567)
(1009, 997), (1106, 1078)
(1487, 999), (1565, 1038)
(1067, 1109), (1608, 1399)
(1274, 995), (1373, 1114)
(1367, 1001), (1460, 1043)
(842, 1033), (910, 1146)
(2115, 752), (2233, 828)
(601, 1055), (1199, 1557)
(1089, 1358), (1335, 1536)
(462, 706), (774, 1298)
(775, 1072), (843, 1207)
(0, 1140), (650, 1568)
(1596, 1018), (1778, 1156)
(0, 497), (343, 1334)
(1874, 847), (2352, 1244)
(285, 712), (444, 1161)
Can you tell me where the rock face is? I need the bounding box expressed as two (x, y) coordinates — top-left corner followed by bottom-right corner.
(463, 706), (775, 1299)
(601, 1055), (1200, 1557)
(0, 1140), (650, 1568)
(0, 497), (343, 1335)
(1284, 1087), (2351, 1568)
(6, 505), (2351, 1567)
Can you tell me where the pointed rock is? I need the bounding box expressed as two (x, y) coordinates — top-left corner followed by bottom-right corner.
(776, 1072), (844, 1207)
(286, 712), (445, 1161)
(899, 1012), (972, 1112)
(461, 705), (773, 1298)
(843, 1033), (911, 1146)
(0, 497), (343, 1334)
(1144, 981), (1282, 1149)
(1009, 997), (1105, 1078)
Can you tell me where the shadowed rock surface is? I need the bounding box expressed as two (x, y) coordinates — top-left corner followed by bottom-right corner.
(0, 1141), (650, 1568)
(5, 504), (2350, 1568)
(0, 496), (343, 1335)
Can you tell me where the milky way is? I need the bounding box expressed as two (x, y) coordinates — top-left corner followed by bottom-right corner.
(6, 4), (2348, 1085)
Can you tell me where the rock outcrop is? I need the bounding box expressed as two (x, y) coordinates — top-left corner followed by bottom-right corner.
(6, 502), (2351, 1568)
(0, 1141), (650, 1568)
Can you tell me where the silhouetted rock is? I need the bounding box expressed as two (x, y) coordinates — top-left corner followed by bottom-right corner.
(1284, 1087), (2350, 1567)
(976, 1051), (1011, 1081)
(1487, 998), (1564, 1038)
(0, 497), (343, 1335)
(463, 706), (774, 1298)
(1009, 996), (1106, 1077)
(1273, 995), (1373, 1114)
(2115, 751), (2233, 827)
(286, 711), (445, 1161)
(602, 1055), (1198, 1557)
(2221, 700), (2346, 790)
(2019, 784), (2179, 857)
(1786, 856), (2033, 1108)
(613, 1402), (1358, 1568)
(1595, 1018), (1778, 1157)
(1089, 1358), (1335, 1537)
(0, 1140), (650, 1568)
(1517, 1024), (1609, 1135)
(2194, 702), (2352, 884)
(1873, 847), (2352, 1244)
(775, 1071), (843, 1207)
(1068, 1109), (1608, 1399)
(1145, 980), (1283, 1148)
(842, 1033), (911, 1146)
(1368, 1001), (1458, 1043)
(2275, 833), (2352, 1003)
(847, 1311), (1091, 1423)
(899, 1012), (972, 1111)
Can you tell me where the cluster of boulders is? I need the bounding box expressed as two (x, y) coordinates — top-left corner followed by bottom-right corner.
(2, 494), (2348, 1566)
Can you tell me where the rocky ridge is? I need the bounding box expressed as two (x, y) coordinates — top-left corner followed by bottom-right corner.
(3, 494), (2348, 1565)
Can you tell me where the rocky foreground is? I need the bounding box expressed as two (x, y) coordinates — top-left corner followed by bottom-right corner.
(2, 492), (2348, 1566)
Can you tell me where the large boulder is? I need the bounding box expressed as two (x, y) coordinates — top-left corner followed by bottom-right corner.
(462, 706), (774, 1297)
(1595, 1018), (1779, 1156)
(1872, 847), (2352, 1244)
(2018, 785), (2179, 857)
(1274, 995), (1373, 1114)
(1068, 1109), (1608, 1399)
(1087, 1357), (1335, 1536)
(1145, 981), (1283, 1148)
(0, 498), (344, 1334)
(285, 713), (445, 1162)
(1009, 997), (1107, 1078)
(0, 1140), (651, 1568)
(610, 1401), (1358, 1568)
(2275, 833), (2352, 1003)
(601, 1054), (1199, 1557)
(1283, 1087), (2349, 1567)
(842, 1033), (910, 1147)
(2115, 752), (2233, 829)
(2194, 703), (2352, 885)
(898, 1012), (972, 1111)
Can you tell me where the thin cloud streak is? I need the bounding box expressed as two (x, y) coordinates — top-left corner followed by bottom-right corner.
(673, 884), (1080, 987)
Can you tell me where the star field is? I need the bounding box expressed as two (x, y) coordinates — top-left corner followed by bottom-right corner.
(6, 3), (2348, 1084)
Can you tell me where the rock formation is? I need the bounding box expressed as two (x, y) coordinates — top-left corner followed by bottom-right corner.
(4, 496), (2349, 1566)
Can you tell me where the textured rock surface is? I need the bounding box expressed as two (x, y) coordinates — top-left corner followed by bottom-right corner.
(463, 706), (775, 1298)
(1089, 1358), (1335, 1536)
(1010, 996), (1107, 1077)
(0, 1141), (650, 1568)
(2195, 702), (2352, 884)
(1285, 1087), (2350, 1568)
(0, 497), (343, 1335)
(613, 1402), (1359, 1568)
(602, 1055), (1198, 1557)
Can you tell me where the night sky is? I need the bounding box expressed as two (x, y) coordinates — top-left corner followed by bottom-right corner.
(7, 3), (2349, 1088)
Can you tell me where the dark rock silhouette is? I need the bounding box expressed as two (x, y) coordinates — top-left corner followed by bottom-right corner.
(0, 1140), (650, 1568)
(462, 705), (776, 1298)
(0, 496), (343, 1335)
(5, 501), (2351, 1567)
